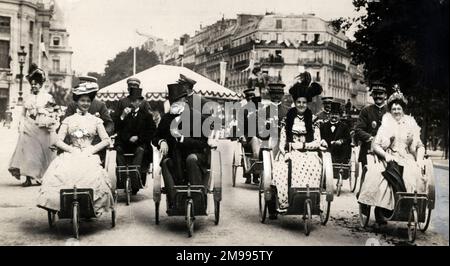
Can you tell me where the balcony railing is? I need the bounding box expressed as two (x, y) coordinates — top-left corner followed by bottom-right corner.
(0, 26), (10, 34)
(333, 61), (346, 71)
(48, 69), (68, 75)
(298, 58), (323, 67)
(233, 59), (249, 70)
(260, 56), (284, 66)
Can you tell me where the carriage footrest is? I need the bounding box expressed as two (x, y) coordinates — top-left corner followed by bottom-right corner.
(287, 188), (321, 215)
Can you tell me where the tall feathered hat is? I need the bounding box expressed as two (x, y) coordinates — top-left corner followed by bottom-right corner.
(289, 71), (323, 102)
(387, 84), (408, 105)
(26, 63), (46, 85)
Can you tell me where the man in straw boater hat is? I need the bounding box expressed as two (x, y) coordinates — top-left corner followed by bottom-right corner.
(152, 82), (210, 210)
(115, 87), (156, 194)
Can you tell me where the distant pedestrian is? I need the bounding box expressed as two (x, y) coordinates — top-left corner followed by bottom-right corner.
(8, 64), (59, 186)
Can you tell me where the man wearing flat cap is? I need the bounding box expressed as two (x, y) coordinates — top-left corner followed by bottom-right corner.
(115, 88), (156, 193)
(113, 77), (152, 131)
(315, 96), (334, 126)
(354, 81), (388, 224)
(152, 82), (210, 209)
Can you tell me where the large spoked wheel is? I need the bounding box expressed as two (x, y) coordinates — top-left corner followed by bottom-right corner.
(72, 202), (80, 239)
(186, 200), (194, 237)
(155, 201), (160, 225)
(214, 200), (220, 225)
(320, 193), (331, 225)
(258, 182), (267, 223)
(359, 203), (371, 228)
(47, 211), (56, 228)
(336, 173), (343, 197)
(232, 154), (238, 187)
(408, 206), (418, 243)
(418, 204), (432, 232)
(125, 177), (131, 206)
(303, 199), (312, 236)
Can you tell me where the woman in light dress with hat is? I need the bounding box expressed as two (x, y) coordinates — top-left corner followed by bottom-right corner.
(37, 80), (114, 215)
(8, 63), (59, 186)
(358, 88), (431, 220)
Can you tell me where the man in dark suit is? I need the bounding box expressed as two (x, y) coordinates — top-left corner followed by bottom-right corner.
(354, 82), (388, 224)
(112, 77), (152, 130)
(64, 76), (114, 135)
(152, 82), (210, 209)
(115, 88), (156, 193)
(320, 102), (352, 163)
(354, 83), (388, 166)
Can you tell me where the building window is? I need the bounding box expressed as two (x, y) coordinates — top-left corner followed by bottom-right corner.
(301, 19), (308, 30)
(302, 34), (307, 42)
(52, 36), (61, 46)
(316, 71), (320, 82)
(52, 58), (60, 72)
(29, 21), (34, 35)
(0, 16), (10, 34)
(0, 40), (10, 68)
(29, 44), (33, 67)
(276, 19), (282, 29)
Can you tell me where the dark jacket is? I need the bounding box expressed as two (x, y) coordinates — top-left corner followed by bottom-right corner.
(116, 108), (156, 149)
(354, 104), (388, 164)
(113, 96), (152, 131)
(320, 121), (352, 163)
(65, 99), (114, 135)
(152, 109), (210, 180)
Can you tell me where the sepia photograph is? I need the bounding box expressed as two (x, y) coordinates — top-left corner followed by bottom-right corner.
(0, 0), (448, 251)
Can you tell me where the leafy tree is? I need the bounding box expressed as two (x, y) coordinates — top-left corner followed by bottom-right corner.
(335, 0), (449, 157)
(100, 46), (160, 88)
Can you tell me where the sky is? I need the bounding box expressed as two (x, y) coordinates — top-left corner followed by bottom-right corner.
(57, 0), (358, 74)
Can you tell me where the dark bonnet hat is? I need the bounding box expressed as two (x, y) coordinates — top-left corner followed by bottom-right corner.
(26, 63), (46, 85)
(289, 71), (322, 102)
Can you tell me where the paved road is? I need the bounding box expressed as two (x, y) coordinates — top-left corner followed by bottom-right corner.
(0, 128), (448, 246)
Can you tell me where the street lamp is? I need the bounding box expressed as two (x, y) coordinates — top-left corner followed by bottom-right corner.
(17, 45), (27, 106)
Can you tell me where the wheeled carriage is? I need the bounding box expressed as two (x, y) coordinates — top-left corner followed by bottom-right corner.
(358, 154), (435, 243)
(47, 187), (117, 239)
(231, 139), (263, 187)
(152, 143), (222, 237)
(332, 146), (360, 196)
(258, 147), (334, 236)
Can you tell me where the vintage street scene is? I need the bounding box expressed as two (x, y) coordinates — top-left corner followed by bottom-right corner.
(0, 0), (448, 246)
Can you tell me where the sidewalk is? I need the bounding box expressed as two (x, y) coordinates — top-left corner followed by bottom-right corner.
(427, 149), (449, 170)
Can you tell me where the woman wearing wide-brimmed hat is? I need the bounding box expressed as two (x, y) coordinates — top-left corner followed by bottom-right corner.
(8, 63), (59, 186)
(37, 80), (114, 215)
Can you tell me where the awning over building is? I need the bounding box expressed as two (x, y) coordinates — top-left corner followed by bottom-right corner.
(97, 64), (242, 102)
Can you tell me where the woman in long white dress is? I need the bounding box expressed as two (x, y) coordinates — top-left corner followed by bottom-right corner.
(8, 64), (58, 186)
(358, 89), (430, 222)
(37, 81), (114, 215)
